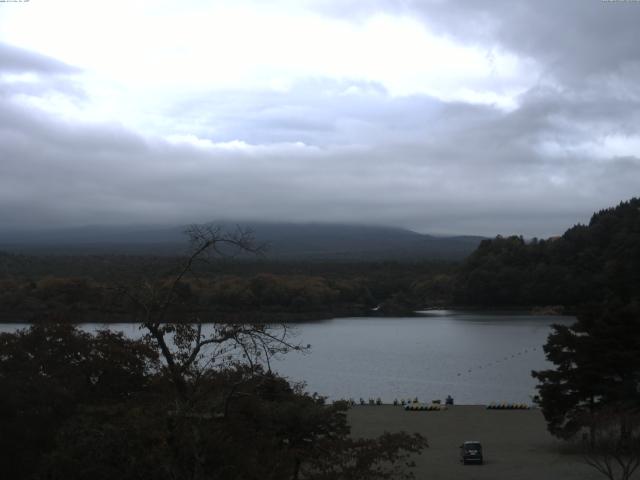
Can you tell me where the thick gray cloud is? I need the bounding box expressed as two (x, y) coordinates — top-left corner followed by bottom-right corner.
(1, 0), (640, 238)
(315, 0), (640, 81)
(417, 1), (640, 83)
(1, 74), (636, 236)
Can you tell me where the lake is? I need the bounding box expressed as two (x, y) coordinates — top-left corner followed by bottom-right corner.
(273, 311), (573, 404)
(0, 310), (574, 405)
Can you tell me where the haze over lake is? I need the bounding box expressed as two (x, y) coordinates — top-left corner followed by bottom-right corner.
(1, 311), (572, 404)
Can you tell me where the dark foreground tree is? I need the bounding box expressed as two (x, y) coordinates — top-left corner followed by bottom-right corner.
(531, 319), (602, 440)
(0, 323), (159, 480)
(1, 224), (428, 480)
(40, 366), (426, 480)
(532, 302), (640, 440)
(0, 325), (426, 480)
(582, 407), (640, 480)
(533, 301), (640, 479)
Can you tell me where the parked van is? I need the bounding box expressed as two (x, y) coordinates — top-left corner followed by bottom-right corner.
(459, 441), (483, 465)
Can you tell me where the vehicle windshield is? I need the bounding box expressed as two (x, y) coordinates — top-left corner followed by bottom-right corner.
(464, 443), (482, 451)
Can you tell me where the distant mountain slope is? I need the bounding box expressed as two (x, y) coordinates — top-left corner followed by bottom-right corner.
(0, 222), (483, 260)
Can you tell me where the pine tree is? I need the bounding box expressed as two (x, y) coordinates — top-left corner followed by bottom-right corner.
(532, 302), (640, 441)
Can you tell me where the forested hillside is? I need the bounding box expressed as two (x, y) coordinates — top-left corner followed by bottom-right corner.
(4, 199), (638, 320)
(0, 255), (455, 322)
(454, 198), (640, 308)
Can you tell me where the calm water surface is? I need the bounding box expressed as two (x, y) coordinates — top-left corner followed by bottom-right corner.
(273, 311), (574, 404)
(1, 311), (574, 404)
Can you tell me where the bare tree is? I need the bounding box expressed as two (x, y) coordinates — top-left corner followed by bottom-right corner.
(110, 224), (311, 480)
(582, 406), (640, 480)
(113, 224), (304, 402)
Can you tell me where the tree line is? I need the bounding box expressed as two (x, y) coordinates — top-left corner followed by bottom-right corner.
(527, 199), (640, 480)
(450, 197), (640, 479)
(0, 254), (456, 322)
(455, 198), (640, 309)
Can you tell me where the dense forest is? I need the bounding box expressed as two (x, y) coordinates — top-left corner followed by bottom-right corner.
(0, 253), (456, 322)
(0, 222), (470, 322)
(1, 198), (638, 322)
(454, 198), (640, 309)
(528, 199), (640, 471)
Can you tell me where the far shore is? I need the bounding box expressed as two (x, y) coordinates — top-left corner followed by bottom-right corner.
(418, 305), (575, 316)
(0, 305), (576, 325)
(348, 405), (600, 480)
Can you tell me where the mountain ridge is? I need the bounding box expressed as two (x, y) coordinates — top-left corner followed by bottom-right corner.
(0, 222), (484, 260)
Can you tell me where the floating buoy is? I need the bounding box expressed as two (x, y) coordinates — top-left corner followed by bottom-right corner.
(487, 402), (530, 410)
(404, 403), (447, 412)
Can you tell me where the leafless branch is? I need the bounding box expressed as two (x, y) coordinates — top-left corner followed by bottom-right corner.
(582, 406), (640, 480)
(108, 223), (298, 403)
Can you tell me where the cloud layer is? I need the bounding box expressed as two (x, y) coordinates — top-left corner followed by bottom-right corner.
(0, 1), (639, 236)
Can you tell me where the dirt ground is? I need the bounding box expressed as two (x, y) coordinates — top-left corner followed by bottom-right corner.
(348, 405), (605, 480)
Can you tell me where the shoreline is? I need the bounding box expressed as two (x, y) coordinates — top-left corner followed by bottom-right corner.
(419, 305), (575, 316)
(0, 305), (576, 324)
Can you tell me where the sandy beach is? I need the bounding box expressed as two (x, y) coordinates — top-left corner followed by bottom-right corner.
(348, 405), (604, 480)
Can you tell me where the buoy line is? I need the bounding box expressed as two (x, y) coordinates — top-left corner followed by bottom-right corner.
(455, 346), (540, 378)
(404, 403), (447, 411)
(486, 402), (531, 410)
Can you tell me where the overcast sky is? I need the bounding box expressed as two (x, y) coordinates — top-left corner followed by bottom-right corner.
(0, 0), (639, 236)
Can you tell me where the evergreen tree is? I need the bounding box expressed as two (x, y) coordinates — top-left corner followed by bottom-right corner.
(532, 302), (640, 440)
(455, 197), (640, 309)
